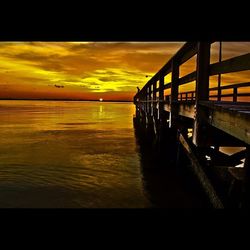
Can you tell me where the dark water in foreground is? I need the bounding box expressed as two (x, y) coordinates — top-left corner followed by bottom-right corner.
(0, 100), (209, 208)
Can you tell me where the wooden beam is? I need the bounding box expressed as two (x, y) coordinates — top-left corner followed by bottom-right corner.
(169, 59), (179, 127)
(153, 81), (157, 119)
(163, 82), (171, 90)
(159, 75), (165, 123)
(243, 147), (250, 208)
(206, 105), (250, 145)
(179, 133), (224, 208)
(178, 71), (196, 86)
(179, 43), (198, 65)
(210, 53), (250, 75)
(173, 42), (198, 65)
(229, 149), (247, 162)
(209, 81), (250, 91)
(148, 85), (152, 115)
(178, 103), (195, 119)
(193, 42), (211, 146)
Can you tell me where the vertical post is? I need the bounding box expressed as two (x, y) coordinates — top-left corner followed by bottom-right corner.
(153, 81), (157, 119)
(148, 85), (152, 115)
(169, 59), (179, 128)
(217, 41), (222, 101)
(243, 147), (250, 208)
(159, 75), (165, 124)
(233, 87), (237, 102)
(134, 95), (139, 118)
(143, 89), (147, 128)
(193, 42), (211, 146)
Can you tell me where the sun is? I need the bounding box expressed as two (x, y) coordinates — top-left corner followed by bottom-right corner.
(99, 98), (103, 102)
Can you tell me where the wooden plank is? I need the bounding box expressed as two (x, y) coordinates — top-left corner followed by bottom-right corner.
(239, 111), (250, 114)
(209, 82), (250, 91)
(174, 42), (198, 65)
(200, 100), (250, 109)
(229, 108), (250, 112)
(210, 53), (250, 75)
(179, 90), (195, 94)
(163, 82), (171, 90)
(158, 61), (173, 77)
(207, 106), (250, 144)
(201, 102), (250, 113)
(179, 133), (224, 208)
(178, 71), (196, 86)
(238, 93), (250, 97)
(178, 103), (195, 119)
(208, 93), (250, 99)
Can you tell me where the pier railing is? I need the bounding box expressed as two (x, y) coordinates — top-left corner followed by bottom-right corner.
(134, 42), (250, 145)
(133, 42), (250, 208)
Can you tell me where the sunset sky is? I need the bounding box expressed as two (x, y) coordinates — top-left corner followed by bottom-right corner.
(0, 42), (249, 101)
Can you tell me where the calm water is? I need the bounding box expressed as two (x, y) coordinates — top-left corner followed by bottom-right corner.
(0, 100), (151, 208)
(0, 100), (212, 208)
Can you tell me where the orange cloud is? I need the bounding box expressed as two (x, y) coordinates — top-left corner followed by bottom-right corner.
(0, 42), (249, 101)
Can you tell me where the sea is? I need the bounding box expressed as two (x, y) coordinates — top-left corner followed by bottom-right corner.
(0, 100), (210, 208)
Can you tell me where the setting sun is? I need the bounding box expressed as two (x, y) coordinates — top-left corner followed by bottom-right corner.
(0, 42), (249, 101)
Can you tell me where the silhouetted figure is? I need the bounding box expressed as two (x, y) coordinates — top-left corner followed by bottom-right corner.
(137, 87), (140, 93)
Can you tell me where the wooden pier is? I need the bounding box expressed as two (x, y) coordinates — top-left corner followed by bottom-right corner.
(133, 42), (250, 208)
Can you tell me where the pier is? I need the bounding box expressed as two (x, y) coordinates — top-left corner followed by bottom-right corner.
(133, 42), (250, 208)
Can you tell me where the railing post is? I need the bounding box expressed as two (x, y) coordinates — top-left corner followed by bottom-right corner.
(217, 41), (222, 101)
(134, 95), (140, 118)
(142, 89), (147, 128)
(159, 75), (165, 124)
(169, 59), (179, 128)
(233, 87), (237, 102)
(153, 81), (157, 119)
(193, 42), (211, 146)
(148, 85), (152, 115)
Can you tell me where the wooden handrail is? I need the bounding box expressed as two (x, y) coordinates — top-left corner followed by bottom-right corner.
(134, 42), (250, 104)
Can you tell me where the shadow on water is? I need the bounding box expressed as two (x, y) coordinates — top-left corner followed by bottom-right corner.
(133, 117), (212, 208)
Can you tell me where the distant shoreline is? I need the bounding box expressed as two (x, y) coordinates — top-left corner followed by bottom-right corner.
(0, 99), (133, 103)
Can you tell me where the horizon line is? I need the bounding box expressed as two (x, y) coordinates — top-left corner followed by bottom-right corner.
(0, 98), (133, 102)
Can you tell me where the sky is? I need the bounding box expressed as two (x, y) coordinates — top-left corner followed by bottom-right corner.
(0, 42), (249, 101)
